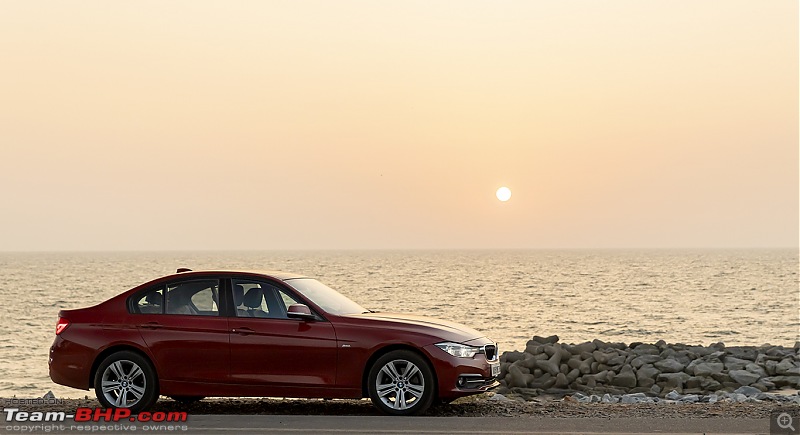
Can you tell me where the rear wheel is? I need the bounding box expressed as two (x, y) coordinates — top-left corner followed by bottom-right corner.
(94, 351), (158, 414)
(367, 350), (435, 415)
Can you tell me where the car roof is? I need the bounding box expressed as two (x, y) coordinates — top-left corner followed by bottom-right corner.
(166, 269), (308, 281)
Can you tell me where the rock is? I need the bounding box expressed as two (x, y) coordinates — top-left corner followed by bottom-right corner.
(42, 391), (55, 399)
(711, 372), (732, 383)
(723, 356), (750, 371)
(608, 355), (626, 366)
(590, 394), (601, 403)
(593, 350), (611, 364)
(592, 339), (607, 349)
(631, 355), (661, 368)
(729, 370), (760, 386)
(566, 368), (581, 383)
(649, 384), (661, 394)
(686, 377), (702, 389)
(665, 390), (682, 400)
(658, 372), (690, 390)
(578, 357), (594, 374)
(621, 392), (648, 404)
(532, 335), (559, 344)
(570, 392), (592, 403)
(570, 342), (597, 355)
(489, 393), (509, 401)
(636, 365), (660, 388)
(767, 376), (800, 388)
(633, 344), (660, 356)
(535, 359), (560, 376)
(601, 393), (618, 403)
(611, 366), (637, 388)
(503, 351), (525, 363)
(507, 365), (528, 388)
(708, 394), (718, 403)
(690, 362), (724, 377)
(654, 358), (685, 373)
(776, 358), (800, 375)
(680, 394), (700, 403)
(554, 373), (569, 388)
(727, 346), (758, 361)
(745, 363), (767, 378)
(757, 380), (775, 390)
(766, 346), (791, 357)
(734, 386), (761, 397)
(699, 376), (722, 391)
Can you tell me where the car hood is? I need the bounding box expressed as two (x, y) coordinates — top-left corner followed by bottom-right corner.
(341, 312), (486, 344)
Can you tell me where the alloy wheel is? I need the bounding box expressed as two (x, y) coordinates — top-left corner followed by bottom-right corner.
(374, 359), (425, 411)
(100, 359), (147, 408)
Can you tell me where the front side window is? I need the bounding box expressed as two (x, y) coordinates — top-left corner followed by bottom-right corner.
(232, 280), (309, 319)
(166, 280), (219, 316)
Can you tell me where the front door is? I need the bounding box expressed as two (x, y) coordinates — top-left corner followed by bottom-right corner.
(228, 279), (337, 386)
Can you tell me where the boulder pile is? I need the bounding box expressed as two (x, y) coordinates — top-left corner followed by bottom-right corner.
(496, 336), (800, 400)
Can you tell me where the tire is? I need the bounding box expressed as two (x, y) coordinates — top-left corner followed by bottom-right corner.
(367, 350), (436, 416)
(94, 351), (159, 414)
(169, 396), (205, 404)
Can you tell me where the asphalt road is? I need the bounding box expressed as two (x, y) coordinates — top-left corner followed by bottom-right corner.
(183, 415), (770, 434)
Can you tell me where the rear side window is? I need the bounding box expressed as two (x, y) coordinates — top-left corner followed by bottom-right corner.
(133, 287), (164, 314)
(166, 280), (220, 316)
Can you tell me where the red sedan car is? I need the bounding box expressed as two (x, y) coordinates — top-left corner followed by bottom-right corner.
(49, 270), (499, 415)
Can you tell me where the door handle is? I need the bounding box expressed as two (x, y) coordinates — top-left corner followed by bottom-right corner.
(140, 322), (162, 329)
(231, 327), (254, 335)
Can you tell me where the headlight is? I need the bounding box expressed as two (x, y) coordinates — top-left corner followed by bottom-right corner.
(435, 342), (480, 358)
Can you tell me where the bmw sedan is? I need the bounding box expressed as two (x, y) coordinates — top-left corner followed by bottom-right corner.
(49, 269), (499, 415)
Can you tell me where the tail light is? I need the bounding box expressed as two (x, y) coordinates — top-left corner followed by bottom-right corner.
(55, 317), (70, 335)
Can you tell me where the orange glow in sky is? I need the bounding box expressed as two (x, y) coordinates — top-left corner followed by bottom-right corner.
(0, 1), (797, 250)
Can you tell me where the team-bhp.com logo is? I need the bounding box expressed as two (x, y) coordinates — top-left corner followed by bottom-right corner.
(5, 407), (187, 423)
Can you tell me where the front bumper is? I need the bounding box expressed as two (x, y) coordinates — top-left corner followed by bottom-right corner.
(424, 340), (500, 400)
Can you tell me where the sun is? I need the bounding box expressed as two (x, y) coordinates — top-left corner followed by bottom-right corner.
(496, 186), (512, 202)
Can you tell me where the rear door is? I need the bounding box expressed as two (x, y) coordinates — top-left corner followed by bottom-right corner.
(228, 279), (337, 386)
(133, 278), (230, 383)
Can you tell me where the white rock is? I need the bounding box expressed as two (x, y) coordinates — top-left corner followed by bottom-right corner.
(680, 394), (699, 403)
(601, 393), (618, 403)
(733, 386), (761, 397)
(621, 393), (648, 404)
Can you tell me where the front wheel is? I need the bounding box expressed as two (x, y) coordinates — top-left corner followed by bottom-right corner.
(367, 350), (435, 415)
(94, 351), (159, 414)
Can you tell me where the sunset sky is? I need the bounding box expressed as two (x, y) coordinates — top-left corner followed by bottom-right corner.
(1, 1), (797, 250)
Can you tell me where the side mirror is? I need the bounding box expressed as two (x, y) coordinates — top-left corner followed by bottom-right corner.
(287, 304), (316, 321)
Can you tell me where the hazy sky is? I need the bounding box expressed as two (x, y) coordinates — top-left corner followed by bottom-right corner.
(1, 1), (797, 250)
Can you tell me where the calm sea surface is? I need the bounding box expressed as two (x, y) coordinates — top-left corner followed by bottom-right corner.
(0, 250), (797, 397)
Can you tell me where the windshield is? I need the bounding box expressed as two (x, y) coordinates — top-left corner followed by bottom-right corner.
(285, 278), (367, 315)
